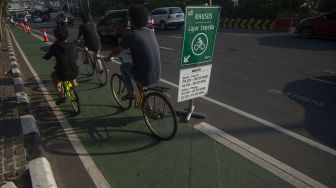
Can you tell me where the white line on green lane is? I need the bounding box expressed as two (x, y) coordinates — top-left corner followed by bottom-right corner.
(194, 122), (328, 188)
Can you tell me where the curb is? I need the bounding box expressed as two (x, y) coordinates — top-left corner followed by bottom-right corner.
(6, 27), (58, 188)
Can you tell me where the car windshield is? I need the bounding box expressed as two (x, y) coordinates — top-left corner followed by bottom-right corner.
(169, 8), (183, 14)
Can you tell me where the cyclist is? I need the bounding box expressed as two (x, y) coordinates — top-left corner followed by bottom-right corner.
(43, 27), (79, 105)
(56, 13), (68, 28)
(75, 14), (103, 71)
(105, 5), (161, 101)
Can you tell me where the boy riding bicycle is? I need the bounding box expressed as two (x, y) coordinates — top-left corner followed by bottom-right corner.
(43, 27), (79, 105)
(105, 5), (161, 100)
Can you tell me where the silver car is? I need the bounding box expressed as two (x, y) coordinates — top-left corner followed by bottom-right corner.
(150, 7), (184, 30)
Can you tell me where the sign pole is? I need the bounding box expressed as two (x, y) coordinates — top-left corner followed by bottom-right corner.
(177, 6), (220, 122)
(176, 99), (207, 121)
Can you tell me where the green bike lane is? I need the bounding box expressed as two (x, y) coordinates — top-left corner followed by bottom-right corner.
(10, 27), (292, 188)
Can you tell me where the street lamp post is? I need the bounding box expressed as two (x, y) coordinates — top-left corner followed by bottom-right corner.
(87, 0), (90, 13)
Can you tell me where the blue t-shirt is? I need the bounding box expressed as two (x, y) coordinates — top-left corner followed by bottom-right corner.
(120, 27), (161, 86)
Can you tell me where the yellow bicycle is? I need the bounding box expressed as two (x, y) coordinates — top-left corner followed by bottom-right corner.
(109, 58), (177, 140)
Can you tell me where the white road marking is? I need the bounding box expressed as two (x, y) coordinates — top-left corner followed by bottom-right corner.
(195, 122), (328, 188)
(160, 78), (336, 157)
(9, 27), (111, 188)
(222, 33), (250, 37)
(33, 26), (336, 157)
(159, 46), (175, 51)
(309, 77), (336, 85)
(169, 35), (183, 39)
(268, 89), (282, 95)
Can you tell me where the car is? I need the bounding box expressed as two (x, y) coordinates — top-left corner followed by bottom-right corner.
(33, 16), (42, 23)
(150, 7), (184, 30)
(295, 9), (336, 38)
(41, 15), (50, 22)
(56, 12), (74, 26)
(97, 9), (154, 43)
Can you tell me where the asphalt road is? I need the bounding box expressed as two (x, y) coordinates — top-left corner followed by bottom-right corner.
(29, 21), (336, 187)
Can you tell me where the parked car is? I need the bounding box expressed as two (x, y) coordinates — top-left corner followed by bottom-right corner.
(295, 9), (336, 38)
(33, 16), (42, 23)
(97, 9), (154, 43)
(56, 12), (74, 26)
(41, 15), (50, 22)
(150, 7), (184, 30)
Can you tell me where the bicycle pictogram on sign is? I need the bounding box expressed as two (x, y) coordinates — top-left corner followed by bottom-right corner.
(191, 33), (208, 56)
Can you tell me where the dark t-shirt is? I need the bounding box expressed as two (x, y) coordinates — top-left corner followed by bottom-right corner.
(44, 41), (79, 80)
(78, 21), (101, 51)
(120, 27), (161, 86)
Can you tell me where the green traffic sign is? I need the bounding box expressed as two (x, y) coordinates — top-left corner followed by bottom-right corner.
(180, 6), (221, 66)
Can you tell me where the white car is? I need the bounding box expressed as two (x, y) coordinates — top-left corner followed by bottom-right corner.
(33, 16), (42, 23)
(150, 7), (184, 30)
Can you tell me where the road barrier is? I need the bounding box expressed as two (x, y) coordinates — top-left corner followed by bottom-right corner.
(221, 18), (292, 32)
(6, 26), (58, 188)
(273, 18), (293, 32)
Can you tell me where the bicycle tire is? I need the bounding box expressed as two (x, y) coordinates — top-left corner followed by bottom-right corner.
(110, 73), (132, 109)
(95, 59), (108, 86)
(82, 51), (94, 75)
(68, 87), (80, 115)
(142, 92), (177, 140)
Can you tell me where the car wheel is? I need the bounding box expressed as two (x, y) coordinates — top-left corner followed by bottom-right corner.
(299, 27), (313, 38)
(160, 21), (166, 30)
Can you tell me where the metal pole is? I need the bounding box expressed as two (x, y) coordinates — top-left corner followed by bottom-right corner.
(209, 0), (212, 5)
(87, 0), (90, 13)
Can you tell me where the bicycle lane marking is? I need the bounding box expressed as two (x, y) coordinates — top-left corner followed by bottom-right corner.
(32, 27), (333, 185)
(195, 122), (328, 188)
(9, 27), (111, 188)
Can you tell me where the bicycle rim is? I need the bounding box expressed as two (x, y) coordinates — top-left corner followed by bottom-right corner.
(110, 74), (132, 109)
(96, 60), (108, 86)
(69, 88), (80, 114)
(82, 51), (94, 75)
(143, 92), (177, 140)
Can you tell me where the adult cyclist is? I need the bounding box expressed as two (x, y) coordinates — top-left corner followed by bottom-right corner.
(75, 14), (103, 71)
(56, 13), (68, 28)
(105, 5), (161, 100)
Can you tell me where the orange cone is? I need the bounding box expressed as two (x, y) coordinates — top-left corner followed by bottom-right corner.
(27, 26), (31, 34)
(43, 29), (49, 42)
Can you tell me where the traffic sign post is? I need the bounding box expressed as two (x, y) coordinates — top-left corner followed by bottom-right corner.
(180, 6), (221, 67)
(176, 6), (221, 122)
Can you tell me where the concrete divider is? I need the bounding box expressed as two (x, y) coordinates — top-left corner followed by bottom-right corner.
(6, 27), (58, 188)
(221, 18), (276, 31)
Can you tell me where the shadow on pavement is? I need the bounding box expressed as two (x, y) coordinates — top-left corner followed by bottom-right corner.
(41, 115), (160, 156)
(258, 35), (336, 50)
(283, 76), (336, 149)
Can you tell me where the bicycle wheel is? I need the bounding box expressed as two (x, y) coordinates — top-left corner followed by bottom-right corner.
(110, 73), (132, 109)
(95, 59), (108, 86)
(68, 88), (80, 115)
(82, 51), (94, 75)
(142, 92), (177, 140)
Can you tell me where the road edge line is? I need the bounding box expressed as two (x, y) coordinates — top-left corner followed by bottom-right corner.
(194, 122), (328, 188)
(9, 27), (111, 188)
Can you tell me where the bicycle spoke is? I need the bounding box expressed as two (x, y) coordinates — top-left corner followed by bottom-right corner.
(143, 92), (177, 140)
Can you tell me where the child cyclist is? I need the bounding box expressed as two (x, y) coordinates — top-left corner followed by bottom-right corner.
(43, 27), (79, 105)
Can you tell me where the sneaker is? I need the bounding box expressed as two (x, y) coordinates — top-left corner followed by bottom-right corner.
(56, 97), (66, 105)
